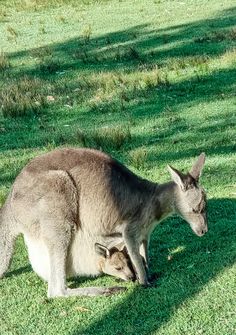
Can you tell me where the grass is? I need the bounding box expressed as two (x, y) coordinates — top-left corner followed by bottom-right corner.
(0, 0), (236, 334)
(0, 52), (11, 71)
(0, 76), (47, 117)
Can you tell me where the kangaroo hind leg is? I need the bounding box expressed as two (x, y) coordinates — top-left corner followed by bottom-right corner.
(45, 223), (71, 298)
(31, 170), (125, 298)
(44, 221), (125, 298)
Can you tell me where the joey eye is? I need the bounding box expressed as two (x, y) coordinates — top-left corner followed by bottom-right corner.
(192, 208), (198, 214)
(115, 266), (122, 271)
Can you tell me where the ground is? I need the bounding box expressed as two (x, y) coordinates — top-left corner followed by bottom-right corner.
(0, 0), (235, 334)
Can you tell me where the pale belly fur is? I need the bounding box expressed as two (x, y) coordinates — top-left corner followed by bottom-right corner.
(24, 231), (101, 282)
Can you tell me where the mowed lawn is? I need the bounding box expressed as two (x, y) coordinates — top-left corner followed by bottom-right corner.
(0, 0), (236, 334)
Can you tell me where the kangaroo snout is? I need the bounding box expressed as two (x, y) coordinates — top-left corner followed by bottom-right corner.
(193, 223), (208, 237)
(125, 272), (136, 282)
(197, 227), (208, 237)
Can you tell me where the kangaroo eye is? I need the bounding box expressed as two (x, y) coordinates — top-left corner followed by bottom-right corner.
(115, 266), (122, 271)
(192, 208), (198, 213)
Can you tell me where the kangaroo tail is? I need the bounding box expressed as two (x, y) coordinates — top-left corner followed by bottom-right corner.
(0, 199), (18, 278)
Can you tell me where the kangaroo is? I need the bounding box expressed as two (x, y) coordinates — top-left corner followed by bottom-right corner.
(0, 148), (207, 297)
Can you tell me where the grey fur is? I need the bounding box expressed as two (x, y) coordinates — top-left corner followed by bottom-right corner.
(0, 148), (207, 295)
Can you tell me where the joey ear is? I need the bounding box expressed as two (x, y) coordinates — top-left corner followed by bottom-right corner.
(167, 165), (186, 191)
(94, 243), (110, 258)
(189, 153), (205, 181)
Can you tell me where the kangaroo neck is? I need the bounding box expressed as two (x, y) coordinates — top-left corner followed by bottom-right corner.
(153, 181), (176, 222)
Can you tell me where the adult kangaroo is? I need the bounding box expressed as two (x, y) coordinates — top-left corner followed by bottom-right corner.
(0, 148), (207, 296)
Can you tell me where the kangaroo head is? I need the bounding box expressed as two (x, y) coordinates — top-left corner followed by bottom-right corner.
(95, 243), (134, 281)
(167, 153), (208, 237)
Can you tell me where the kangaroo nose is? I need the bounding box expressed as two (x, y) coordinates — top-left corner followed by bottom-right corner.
(202, 226), (208, 235)
(128, 273), (135, 281)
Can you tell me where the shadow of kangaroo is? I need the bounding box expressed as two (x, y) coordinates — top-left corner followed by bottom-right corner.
(0, 148), (207, 297)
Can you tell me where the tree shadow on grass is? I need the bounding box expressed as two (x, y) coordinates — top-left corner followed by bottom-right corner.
(0, 6), (235, 160)
(0, 63), (235, 158)
(8, 6), (236, 75)
(71, 198), (236, 335)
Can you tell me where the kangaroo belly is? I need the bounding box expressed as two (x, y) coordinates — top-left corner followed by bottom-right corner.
(67, 232), (101, 278)
(24, 235), (50, 281)
(24, 232), (101, 282)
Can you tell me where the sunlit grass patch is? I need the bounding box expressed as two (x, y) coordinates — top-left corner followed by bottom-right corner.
(219, 48), (236, 66)
(169, 55), (210, 71)
(88, 93), (123, 114)
(86, 68), (169, 97)
(77, 125), (131, 151)
(128, 147), (148, 169)
(52, 68), (170, 113)
(6, 25), (18, 38)
(93, 125), (131, 150)
(0, 8), (7, 22)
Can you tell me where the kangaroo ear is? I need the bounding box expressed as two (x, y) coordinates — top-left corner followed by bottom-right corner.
(94, 243), (110, 258)
(167, 165), (186, 191)
(189, 153), (205, 181)
(120, 245), (129, 257)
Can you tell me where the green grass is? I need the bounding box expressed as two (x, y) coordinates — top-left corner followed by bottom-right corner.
(0, 0), (236, 334)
